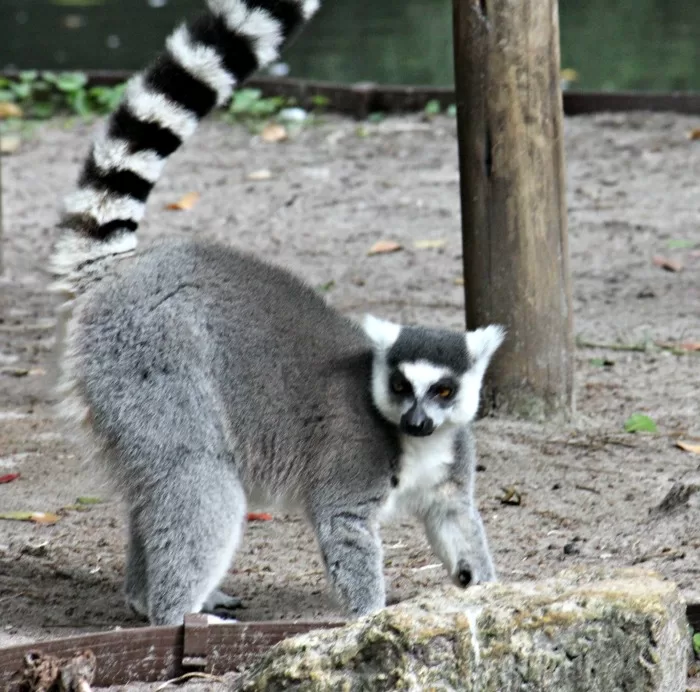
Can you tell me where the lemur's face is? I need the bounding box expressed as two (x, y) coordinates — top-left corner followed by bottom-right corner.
(362, 316), (504, 437)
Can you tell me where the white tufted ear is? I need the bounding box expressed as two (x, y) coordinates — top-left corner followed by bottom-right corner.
(465, 325), (506, 369)
(362, 314), (401, 351)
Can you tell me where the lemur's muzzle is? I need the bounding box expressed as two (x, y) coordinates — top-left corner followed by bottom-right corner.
(400, 402), (435, 437)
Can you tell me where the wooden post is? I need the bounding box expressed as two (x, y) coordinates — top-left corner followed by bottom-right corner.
(452, 0), (574, 418)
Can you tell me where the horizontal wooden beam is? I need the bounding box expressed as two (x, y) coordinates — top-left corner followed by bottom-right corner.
(3, 70), (700, 118)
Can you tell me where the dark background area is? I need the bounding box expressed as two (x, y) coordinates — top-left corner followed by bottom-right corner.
(0, 0), (699, 90)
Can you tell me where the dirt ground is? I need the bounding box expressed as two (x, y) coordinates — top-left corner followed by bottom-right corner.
(0, 111), (698, 668)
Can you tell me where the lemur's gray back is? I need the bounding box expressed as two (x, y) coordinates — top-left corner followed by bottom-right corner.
(75, 241), (398, 505)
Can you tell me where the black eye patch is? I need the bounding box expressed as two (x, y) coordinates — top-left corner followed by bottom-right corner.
(389, 371), (413, 397)
(429, 379), (458, 402)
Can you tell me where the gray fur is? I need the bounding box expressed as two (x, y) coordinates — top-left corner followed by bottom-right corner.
(62, 239), (502, 625)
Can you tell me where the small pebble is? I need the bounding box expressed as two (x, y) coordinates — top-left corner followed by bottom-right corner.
(563, 542), (580, 556)
(278, 107), (308, 123)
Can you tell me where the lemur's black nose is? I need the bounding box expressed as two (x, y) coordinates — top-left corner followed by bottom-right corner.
(400, 403), (435, 436)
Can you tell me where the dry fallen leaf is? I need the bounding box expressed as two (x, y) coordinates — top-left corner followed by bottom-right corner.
(247, 512), (273, 521)
(498, 486), (522, 506)
(656, 341), (700, 352)
(0, 511), (60, 525)
(652, 255), (682, 272)
(367, 240), (402, 256)
(2, 367), (29, 377)
(246, 168), (273, 181)
(676, 441), (700, 455)
(414, 239), (447, 250)
(165, 192), (200, 211)
(261, 123), (288, 143)
(454, 277), (465, 286)
(688, 128), (700, 141)
(0, 134), (21, 154)
(0, 102), (23, 119)
(0, 473), (20, 484)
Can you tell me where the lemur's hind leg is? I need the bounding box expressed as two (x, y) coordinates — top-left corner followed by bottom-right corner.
(124, 509), (148, 619)
(124, 501), (243, 621)
(121, 441), (247, 626)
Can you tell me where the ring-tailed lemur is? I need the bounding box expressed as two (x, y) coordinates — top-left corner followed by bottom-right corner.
(53, 0), (320, 286)
(56, 236), (503, 625)
(50, 0), (505, 627)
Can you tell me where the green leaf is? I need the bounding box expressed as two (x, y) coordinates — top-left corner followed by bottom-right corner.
(67, 89), (91, 117)
(590, 357), (614, 367)
(19, 70), (38, 83)
(367, 112), (385, 123)
(667, 239), (696, 250)
(56, 72), (88, 93)
(623, 413), (658, 433)
(310, 94), (330, 109)
(76, 496), (102, 505)
(10, 82), (32, 100)
(693, 631), (700, 657)
(0, 90), (16, 102)
(316, 280), (335, 293)
(446, 104), (457, 117)
(424, 99), (441, 115)
(89, 84), (123, 112)
(229, 88), (263, 114)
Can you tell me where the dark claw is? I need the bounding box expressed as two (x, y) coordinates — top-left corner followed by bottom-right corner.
(457, 563), (473, 587)
(211, 606), (244, 620)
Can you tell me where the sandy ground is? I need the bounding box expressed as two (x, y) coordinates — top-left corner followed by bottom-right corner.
(0, 111), (698, 680)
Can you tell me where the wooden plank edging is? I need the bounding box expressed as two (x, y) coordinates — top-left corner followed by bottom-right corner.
(0, 604), (697, 687)
(2, 71), (700, 117)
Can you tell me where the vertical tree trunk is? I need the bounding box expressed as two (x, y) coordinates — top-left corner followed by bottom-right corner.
(452, 0), (574, 418)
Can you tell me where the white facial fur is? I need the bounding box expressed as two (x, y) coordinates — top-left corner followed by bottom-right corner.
(362, 315), (505, 431)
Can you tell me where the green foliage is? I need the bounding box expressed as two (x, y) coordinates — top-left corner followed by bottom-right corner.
(423, 99), (441, 116)
(0, 71), (126, 119)
(623, 413), (658, 434)
(0, 73), (324, 129)
(693, 631), (700, 658)
(309, 94), (331, 109)
(227, 88), (290, 122)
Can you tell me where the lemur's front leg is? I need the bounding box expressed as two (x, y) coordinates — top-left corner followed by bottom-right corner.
(311, 505), (385, 617)
(421, 480), (496, 587)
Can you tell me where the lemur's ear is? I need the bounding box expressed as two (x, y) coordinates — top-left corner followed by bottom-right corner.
(362, 314), (401, 351)
(465, 325), (506, 370)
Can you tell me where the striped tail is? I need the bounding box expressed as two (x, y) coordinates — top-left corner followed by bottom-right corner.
(51, 0), (320, 289)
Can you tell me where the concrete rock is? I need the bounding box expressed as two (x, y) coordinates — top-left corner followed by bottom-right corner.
(240, 568), (689, 692)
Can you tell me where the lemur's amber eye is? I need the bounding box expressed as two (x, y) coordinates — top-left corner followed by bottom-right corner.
(438, 386), (454, 399)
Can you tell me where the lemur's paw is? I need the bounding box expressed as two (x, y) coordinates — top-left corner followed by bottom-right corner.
(455, 561), (474, 588)
(202, 589), (244, 613)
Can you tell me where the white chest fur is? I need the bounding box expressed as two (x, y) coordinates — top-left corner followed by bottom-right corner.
(380, 428), (456, 521)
